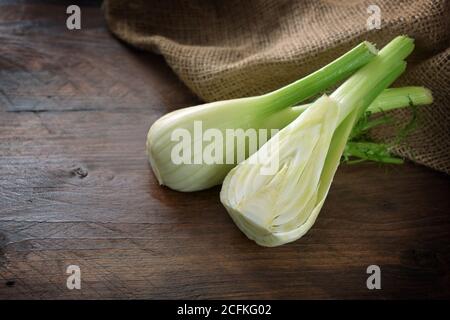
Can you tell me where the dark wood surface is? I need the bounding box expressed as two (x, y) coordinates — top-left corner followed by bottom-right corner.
(0, 1), (449, 299)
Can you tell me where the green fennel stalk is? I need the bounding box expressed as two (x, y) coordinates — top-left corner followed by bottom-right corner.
(261, 86), (432, 130)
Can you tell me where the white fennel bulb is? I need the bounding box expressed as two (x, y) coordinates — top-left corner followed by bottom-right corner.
(220, 36), (415, 246)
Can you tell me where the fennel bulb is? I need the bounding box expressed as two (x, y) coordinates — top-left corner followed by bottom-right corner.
(220, 36), (416, 246)
(147, 42), (377, 191)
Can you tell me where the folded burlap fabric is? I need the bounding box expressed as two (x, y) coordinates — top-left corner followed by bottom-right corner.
(103, 0), (449, 173)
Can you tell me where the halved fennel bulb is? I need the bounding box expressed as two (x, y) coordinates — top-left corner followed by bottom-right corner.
(220, 36), (415, 246)
(220, 95), (341, 246)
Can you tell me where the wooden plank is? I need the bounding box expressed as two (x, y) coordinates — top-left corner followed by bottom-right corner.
(0, 1), (449, 299)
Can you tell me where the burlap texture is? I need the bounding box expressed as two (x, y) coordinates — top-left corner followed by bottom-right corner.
(103, 0), (449, 173)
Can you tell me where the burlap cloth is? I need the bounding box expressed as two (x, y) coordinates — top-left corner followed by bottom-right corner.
(103, 0), (449, 174)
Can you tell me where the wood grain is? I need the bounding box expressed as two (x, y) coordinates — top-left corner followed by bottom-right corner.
(0, 0), (449, 299)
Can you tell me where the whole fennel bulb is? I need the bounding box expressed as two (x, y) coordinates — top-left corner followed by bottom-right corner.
(146, 42), (377, 191)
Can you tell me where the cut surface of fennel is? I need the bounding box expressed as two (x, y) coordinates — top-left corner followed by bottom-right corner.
(220, 96), (341, 246)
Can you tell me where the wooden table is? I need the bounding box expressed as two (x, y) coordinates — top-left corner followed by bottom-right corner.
(0, 1), (449, 299)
